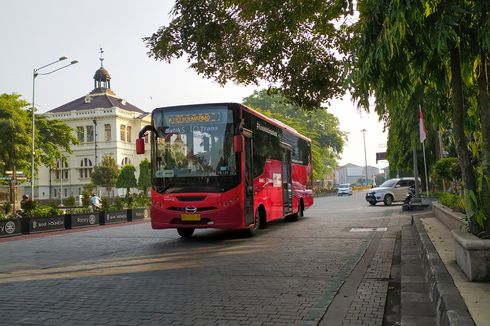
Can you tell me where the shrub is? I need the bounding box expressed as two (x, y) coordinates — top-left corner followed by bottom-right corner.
(82, 191), (91, 207)
(64, 196), (76, 207)
(439, 192), (465, 213)
(2, 202), (11, 215)
(21, 204), (63, 218)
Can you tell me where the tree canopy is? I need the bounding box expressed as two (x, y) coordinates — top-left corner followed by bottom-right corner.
(144, 0), (354, 109)
(137, 159), (151, 194)
(116, 164), (137, 195)
(91, 156), (119, 195)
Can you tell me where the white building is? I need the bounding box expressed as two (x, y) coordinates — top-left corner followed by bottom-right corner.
(335, 163), (379, 185)
(31, 59), (151, 200)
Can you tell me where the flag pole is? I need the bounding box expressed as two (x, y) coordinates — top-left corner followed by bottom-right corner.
(419, 105), (429, 197)
(422, 141), (429, 196)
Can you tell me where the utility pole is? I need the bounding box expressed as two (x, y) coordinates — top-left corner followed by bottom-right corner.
(361, 129), (368, 185)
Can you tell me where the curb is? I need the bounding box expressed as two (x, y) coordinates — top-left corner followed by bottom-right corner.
(411, 216), (474, 326)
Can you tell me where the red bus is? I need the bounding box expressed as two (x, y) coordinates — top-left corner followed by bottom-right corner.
(136, 103), (314, 237)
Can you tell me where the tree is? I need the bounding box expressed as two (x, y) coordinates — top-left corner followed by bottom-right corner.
(243, 90), (345, 180)
(137, 159), (151, 194)
(91, 156), (119, 197)
(0, 94), (31, 211)
(349, 0), (490, 235)
(116, 164), (137, 196)
(35, 114), (78, 174)
(144, 0), (354, 110)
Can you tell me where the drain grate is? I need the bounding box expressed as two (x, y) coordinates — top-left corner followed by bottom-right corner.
(349, 227), (387, 232)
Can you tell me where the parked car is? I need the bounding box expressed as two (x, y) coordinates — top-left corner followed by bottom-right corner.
(365, 178), (415, 206)
(337, 184), (353, 196)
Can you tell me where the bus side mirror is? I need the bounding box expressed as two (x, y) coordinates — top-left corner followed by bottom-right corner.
(136, 138), (145, 154)
(233, 135), (243, 153)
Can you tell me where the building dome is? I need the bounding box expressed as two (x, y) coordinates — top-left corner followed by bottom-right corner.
(93, 67), (111, 82)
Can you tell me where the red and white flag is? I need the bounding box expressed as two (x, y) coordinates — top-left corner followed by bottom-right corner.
(419, 105), (427, 143)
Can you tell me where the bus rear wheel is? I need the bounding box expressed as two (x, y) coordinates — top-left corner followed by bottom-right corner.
(177, 228), (195, 238)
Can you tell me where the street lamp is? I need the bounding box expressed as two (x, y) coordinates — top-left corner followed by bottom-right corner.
(361, 129), (368, 185)
(31, 57), (78, 199)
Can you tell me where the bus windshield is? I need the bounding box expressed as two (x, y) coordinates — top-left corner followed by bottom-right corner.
(153, 106), (236, 182)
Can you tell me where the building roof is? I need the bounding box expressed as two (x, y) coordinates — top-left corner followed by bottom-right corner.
(48, 93), (145, 114)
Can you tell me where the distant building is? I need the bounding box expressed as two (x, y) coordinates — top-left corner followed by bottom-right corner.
(29, 54), (151, 200)
(335, 163), (379, 185)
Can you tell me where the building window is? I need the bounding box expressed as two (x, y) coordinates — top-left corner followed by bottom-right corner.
(77, 126), (85, 143)
(55, 159), (69, 180)
(126, 126), (132, 142)
(54, 188), (57, 198)
(120, 125), (126, 141)
(86, 125), (94, 142)
(104, 124), (111, 141)
(121, 157), (131, 166)
(80, 158), (93, 179)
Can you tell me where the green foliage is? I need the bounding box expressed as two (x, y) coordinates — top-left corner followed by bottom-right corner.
(2, 202), (11, 215)
(21, 204), (63, 219)
(35, 115), (78, 172)
(116, 164), (137, 194)
(433, 157), (461, 182)
(144, 0), (354, 110)
(113, 198), (125, 211)
(0, 94), (31, 178)
(64, 196), (76, 207)
(243, 90), (345, 180)
(91, 156), (119, 190)
(100, 197), (110, 211)
(439, 192), (465, 213)
(137, 159), (151, 193)
(81, 191), (91, 207)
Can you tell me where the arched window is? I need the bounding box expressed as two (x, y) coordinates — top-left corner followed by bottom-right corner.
(80, 158), (93, 179)
(121, 157), (131, 166)
(120, 125), (126, 141)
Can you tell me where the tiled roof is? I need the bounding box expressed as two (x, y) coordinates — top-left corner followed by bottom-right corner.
(48, 93), (145, 113)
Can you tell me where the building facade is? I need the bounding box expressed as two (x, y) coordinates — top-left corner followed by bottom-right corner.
(335, 163), (380, 185)
(31, 60), (151, 200)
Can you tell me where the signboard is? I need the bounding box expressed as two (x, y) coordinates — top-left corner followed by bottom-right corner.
(104, 211), (128, 224)
(376, 152), (387, 163)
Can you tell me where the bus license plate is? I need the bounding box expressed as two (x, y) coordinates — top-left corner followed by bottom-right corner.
(181, 213), (201, 221)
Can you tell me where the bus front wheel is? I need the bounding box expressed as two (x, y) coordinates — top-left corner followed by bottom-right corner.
(245, 210), (262, 237)
(177, 228), (195, 238)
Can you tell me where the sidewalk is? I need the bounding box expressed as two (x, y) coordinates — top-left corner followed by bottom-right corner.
(420, 216), (490, 326)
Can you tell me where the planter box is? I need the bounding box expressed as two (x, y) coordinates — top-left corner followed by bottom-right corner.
(128, 208), (149, 222)
(103, 210), (128, 225)
(21, 215), (66, 234)
(432, 202), (465, 230)
(0, 219), (22, 237)
(66, 212), (100, 229)
(452, 229), (490, 282)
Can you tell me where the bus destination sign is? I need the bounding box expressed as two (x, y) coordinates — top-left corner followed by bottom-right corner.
(167, 112), (222, 125)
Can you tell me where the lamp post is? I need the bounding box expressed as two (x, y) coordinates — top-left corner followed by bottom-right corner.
(361, 129), (368, 185)
(31, 57), (78, 199)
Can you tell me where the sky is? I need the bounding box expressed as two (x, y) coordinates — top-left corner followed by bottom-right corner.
(0, 0), (388, 171)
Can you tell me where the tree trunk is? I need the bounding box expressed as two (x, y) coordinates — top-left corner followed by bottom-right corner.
(449, 43), (477, 212)
(477, 53), (490, 227)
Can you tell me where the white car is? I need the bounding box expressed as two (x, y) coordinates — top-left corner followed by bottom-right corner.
(365, 178), (415, 206)
(337, 184), (353, 196)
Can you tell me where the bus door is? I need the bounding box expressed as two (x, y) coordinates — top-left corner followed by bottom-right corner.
(243, 132), (254, 226)
(281, 145), (293, 215)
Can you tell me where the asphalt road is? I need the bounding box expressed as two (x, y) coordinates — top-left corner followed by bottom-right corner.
(0, 192), (402, 326)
